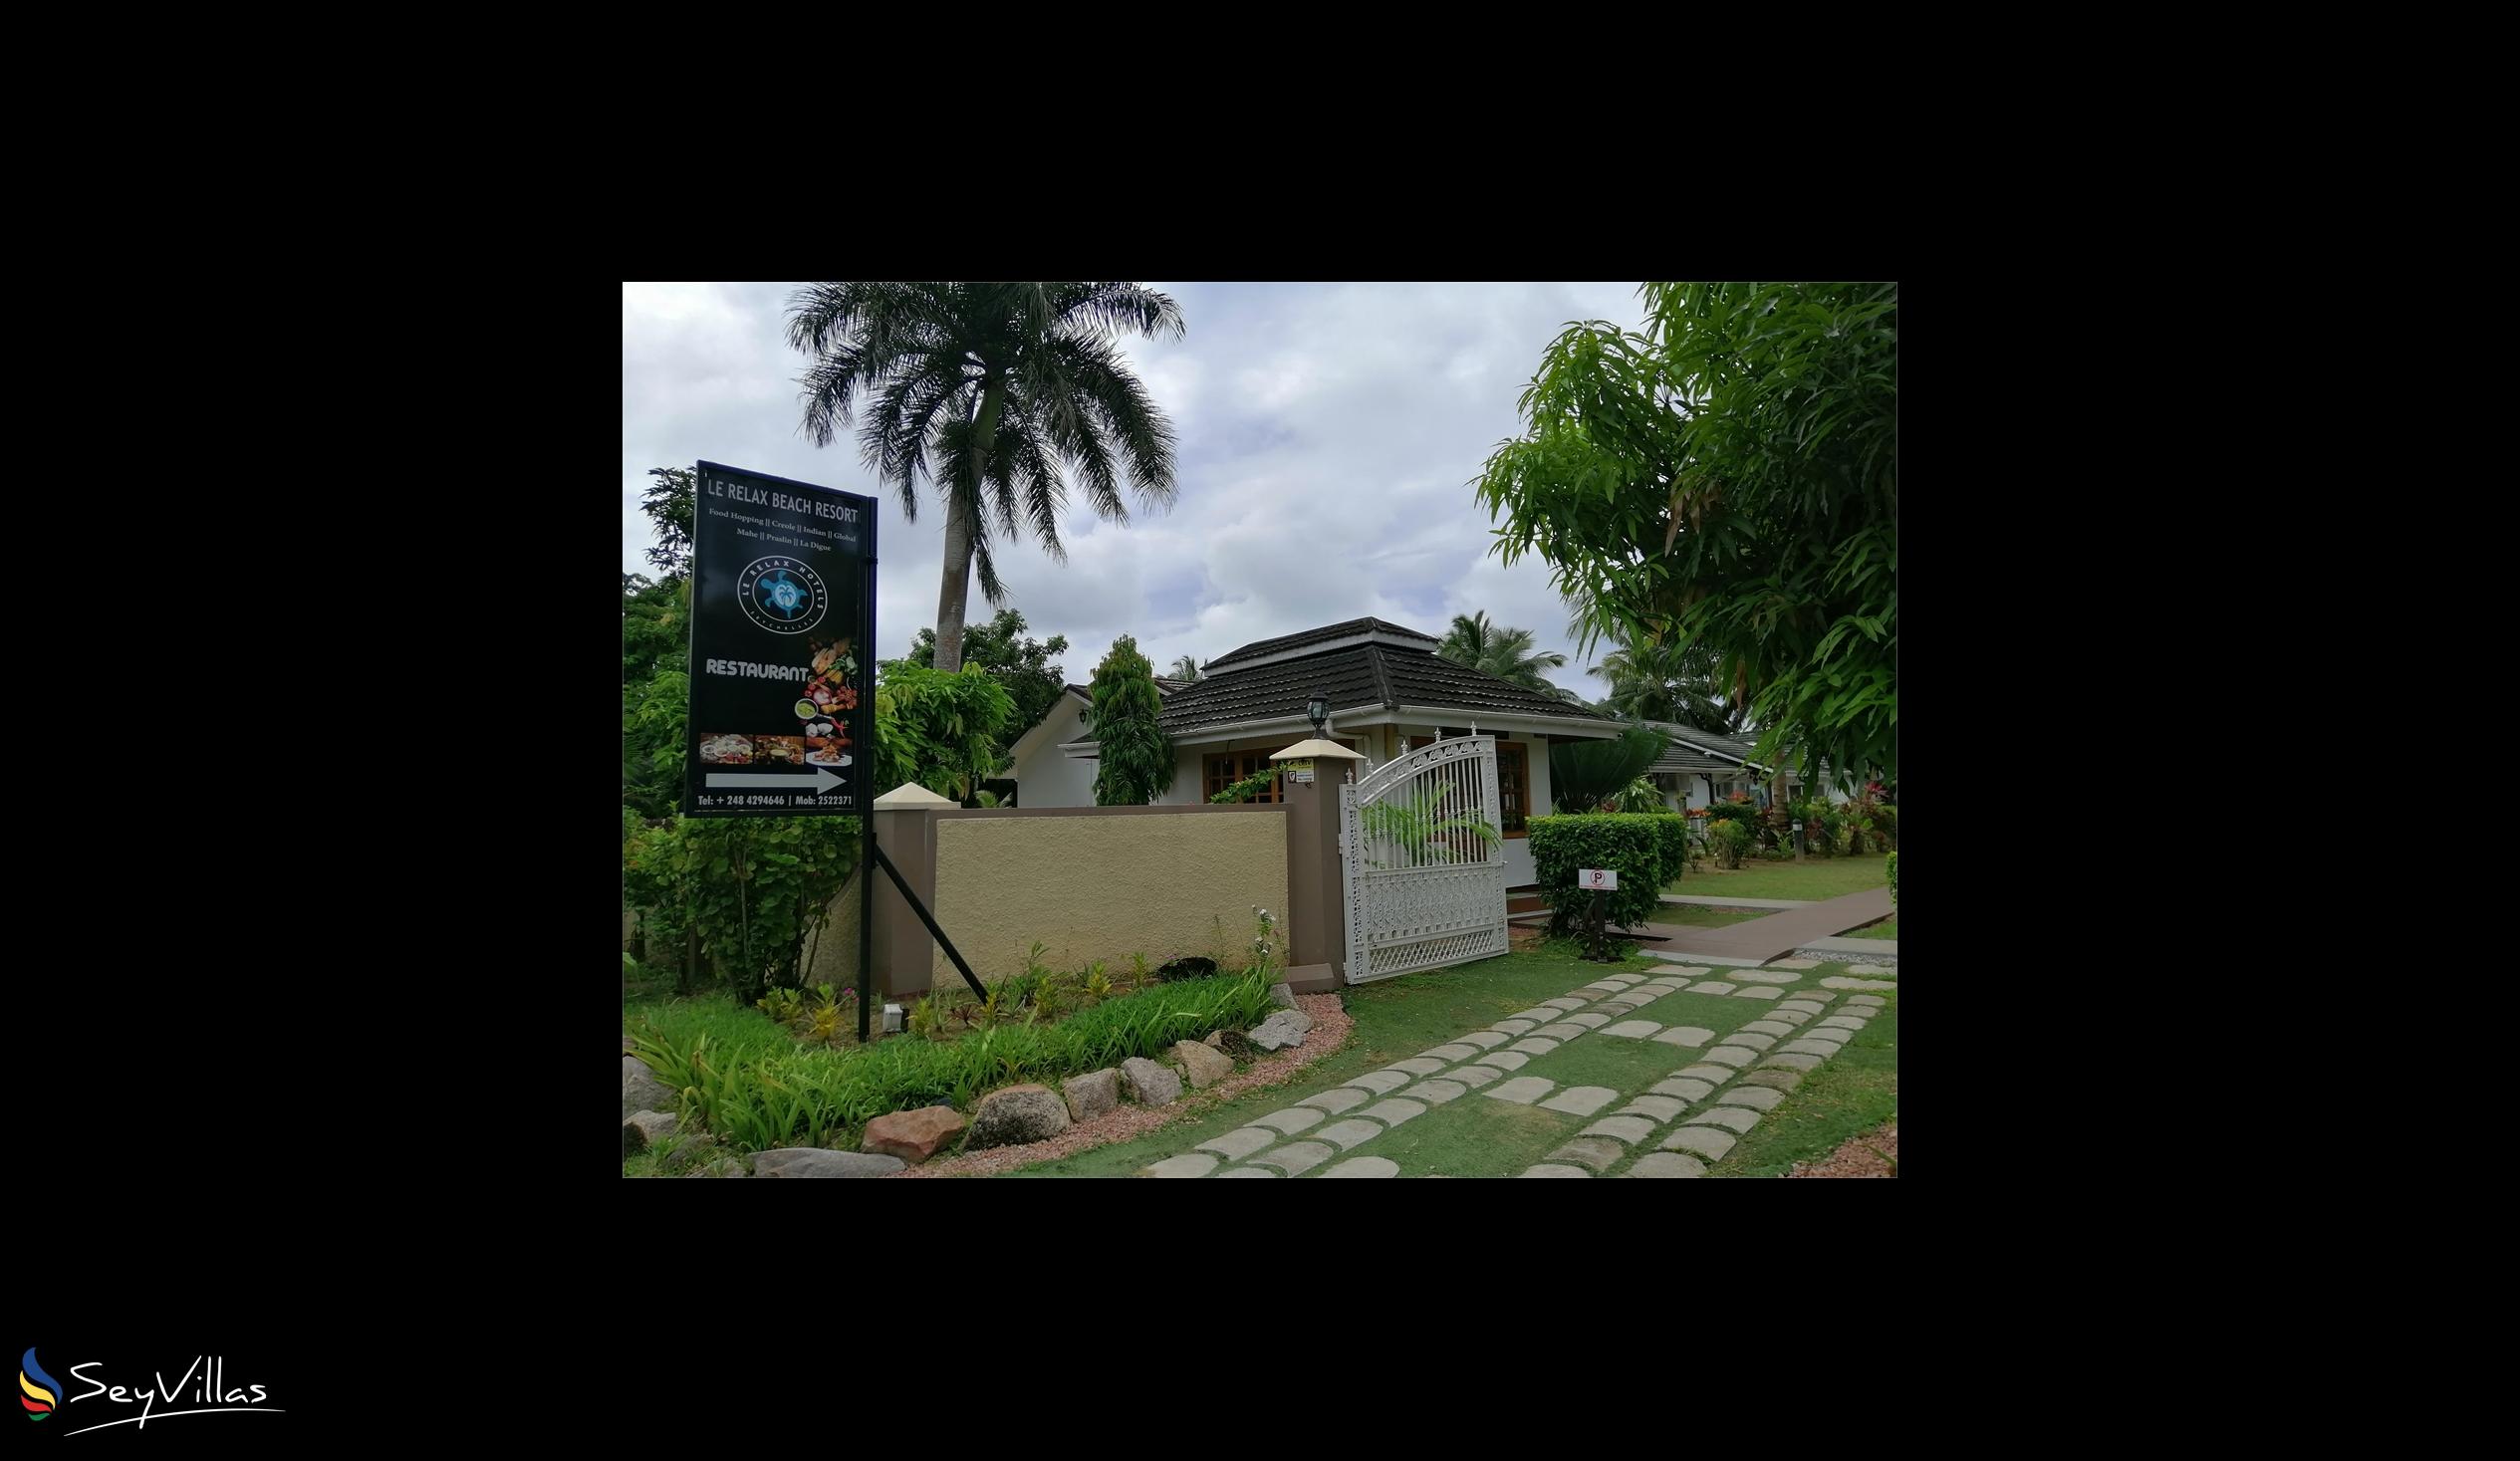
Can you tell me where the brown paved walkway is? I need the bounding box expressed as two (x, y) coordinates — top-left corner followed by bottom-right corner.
(1627, 886), (1894, 964)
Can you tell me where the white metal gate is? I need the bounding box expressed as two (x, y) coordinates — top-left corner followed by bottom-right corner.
(1341, 735), (1508, 983)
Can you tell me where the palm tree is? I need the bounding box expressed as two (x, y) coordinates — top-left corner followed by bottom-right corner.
(786, 283), (1184, 672)
(1166, 655), (1204, 682)
(1436, 610), (1568, 692)
(1588, 631), (1751, 734)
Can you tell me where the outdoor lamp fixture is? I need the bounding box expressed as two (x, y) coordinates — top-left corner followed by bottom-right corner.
(1305, 691), (1329, 737)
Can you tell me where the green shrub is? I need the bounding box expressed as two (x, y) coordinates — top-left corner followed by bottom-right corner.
(1706, 818), (1751, 868)
(1529, 814), (1687, 933)
(1704, 798), (1761, 834)
(1873, 804), (1897, 850)
(1889, 851), (1897, 904)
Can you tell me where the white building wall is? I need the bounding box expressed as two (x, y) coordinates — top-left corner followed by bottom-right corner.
(1008, 697), (1099, 809)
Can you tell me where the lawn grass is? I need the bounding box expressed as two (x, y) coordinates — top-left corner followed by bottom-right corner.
(1665, 851), (1891, 900)
(1848, 914), (1898, 939)
(987, 943), (1895, 1178)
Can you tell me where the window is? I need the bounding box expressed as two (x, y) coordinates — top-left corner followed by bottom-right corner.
(1203, 740), (1359, 803)
(1497, 742), (1529, 837)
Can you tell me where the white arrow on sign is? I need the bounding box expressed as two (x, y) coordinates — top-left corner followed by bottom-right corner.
(705, 768), (846, 794)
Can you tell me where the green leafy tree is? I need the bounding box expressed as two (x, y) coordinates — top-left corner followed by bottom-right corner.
(906, 608), (1070, 741)
(786, 282), (1184, 673)
(1476, 281), (1896, 783)
(1588, 631), (1750, 734)
(1546, 725), (1670, 813)
(1086, 634), (1172, 806)
(1436, 610), (1569, 692)
(1166, 654), (1204, 682)
(640, 466), (696, 577)
(872, 662), (1018, 805)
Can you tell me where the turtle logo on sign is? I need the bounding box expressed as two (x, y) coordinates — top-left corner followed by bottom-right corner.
(736, 556), (829, 634)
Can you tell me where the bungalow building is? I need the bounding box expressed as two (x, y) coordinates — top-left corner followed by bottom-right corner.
(1641, 721), (1858, 811)
(1005, 616), (1626, 886)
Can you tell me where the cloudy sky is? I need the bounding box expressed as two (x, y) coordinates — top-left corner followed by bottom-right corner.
(622, 282), (1650, 697)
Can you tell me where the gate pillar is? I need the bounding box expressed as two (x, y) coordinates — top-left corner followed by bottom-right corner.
(1274, 738), (1366, 993)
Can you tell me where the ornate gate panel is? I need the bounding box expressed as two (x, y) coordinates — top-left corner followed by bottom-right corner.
(1340, 735), (1508, 983)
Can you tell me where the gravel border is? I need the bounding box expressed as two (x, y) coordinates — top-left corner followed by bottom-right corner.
(1786, 1118), (1896, 1178)
(895, 993), (1355, 1178)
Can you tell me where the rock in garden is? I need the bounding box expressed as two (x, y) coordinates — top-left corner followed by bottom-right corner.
(1202, 1030), (1225, 1048)
(862, 1105), (966, 1163)
(1122, 1057), (1181, 1106)
(752, 1147), (905, 1178)
(1268, 982), (1299, 1011)
(623, 1056), (676, 1117)
(622, 1109), (678, 1155)
(968, 1085), (1073, 1148)
(1063, 1068), (1122, 1122)
(1171, 1039), (1235, 1089)
(1246, 1009), (1312, 1052)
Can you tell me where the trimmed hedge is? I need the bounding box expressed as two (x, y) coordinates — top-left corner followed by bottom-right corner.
(1529, 813), (1690, 933)
(1888, 851), (1897, 904)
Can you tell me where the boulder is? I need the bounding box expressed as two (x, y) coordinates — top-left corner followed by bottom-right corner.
(623, 1056), (676, 1116)
(1202, 1030), (1225, 1048)
(1121, 1057), (1181, 1106)
(967, 1085), (1073, 1149)
(1063, 1069), (1122, 1122)
(1268, 982), (1299, 1011)
(863, 1105), (966, 1163)
(753, 1147), (904, 1178)
(1246, 1009), (1313, 1052)
(623, 1109), (678, 1155)
(1171, 1039), (1235, 1089)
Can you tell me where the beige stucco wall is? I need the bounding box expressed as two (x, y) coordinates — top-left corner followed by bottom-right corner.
(929, 808), (1289, 983)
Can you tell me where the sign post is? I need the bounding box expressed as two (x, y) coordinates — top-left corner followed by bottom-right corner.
(684, 461), (879, 1037)
(1577, 868), (1618, 962)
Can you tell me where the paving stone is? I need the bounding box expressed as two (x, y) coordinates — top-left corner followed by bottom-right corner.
(1700, 1045), (1758, 1068)
(1760, 1053), (1823, 1071)
(1617, 1095), (1688, 1121)
(1684, 1105), (1762, 1134)
(1195, 1126), (1278, 1160)
(1402, 1079), (1468, 1105)
(1251, 1106), (1326, 1135)
(1598, 975), (1642, 989)
(1648, 1078), (1714, 1101)
(1537, 1023), (1591, 1041)
(1740, 1021), (1796, 1038)
(1740, 1069), (1803, 1093)
(1580, 1115), (1659, 1145)
(1547, 1135), (1629, 1172)
(1386, 1058), (1448, 1077)
(1319, 1156), (1399, 1178)
(1421, 1043), (1481, 1062)
(1456, 1030), (1510, 1049)
(1822, 976), (1898, 990)
(1676, 1064), (1736, 1084)
(1218, 1167), (1278, 1178)
(1600, 1020), (1662, 1039)
(1780, 1038), (1843, 1057)
(1658, 967), (1713, 977)
(1139, 1152), (1221, 1178)
(1688, 981), (1739, 995)
(1316, 1118), (1386, 1149)
(1562, 1012), (1614, 1029)
(1731, 987), (1784, 1000)
(1538, 1086), (1619, 1117)
(1569, 986), (1615, 998)
(1731, 967), (1804, 984)
(1484, 1076), (1556, 1105)
(1450, 1064), (1504, 1088)
(1595, 1001), (1642, 1016)
(1845, 996), (1888, 1009)
(1492, 1019), (1539, 1035)
(1817, 1016), (1868, 1031)
(1249, 1140), (1336, 1175)
(1520, 1164), (1592, 1178)
(1720, 1031), (1776, 1051)
(1481, 1051), (1531, 1072)
(1352, 1071), (1413, 1094)
(1540, 998), (1590, 1012)
(1769, 957), (1822, 969)
(1627, 1152), (1708, 1178)
(1660, 1126), (1736, 1160)
(1361, 1097), (1428, 1128)
(1718, 1086), (1785, 1111)
(1846, 964), (1894, 977)
(1299, 1087), (1374, 1115)
(1651, 1026), (1716, 1048)
(1777, 1001), (1827, 1015)
(1508, 1037), (1562, 1056)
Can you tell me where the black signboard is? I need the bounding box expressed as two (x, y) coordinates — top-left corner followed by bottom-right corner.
(682, 461), (876, 817)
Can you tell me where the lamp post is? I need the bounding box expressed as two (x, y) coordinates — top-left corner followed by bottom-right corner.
(1305, 691), (1328, 739)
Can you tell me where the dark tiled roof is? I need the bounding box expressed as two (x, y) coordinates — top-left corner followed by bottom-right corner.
(1157, 643), (1611, 735)
(1648, 743), (1737, 775)
(1203, 616), (1438, 670)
